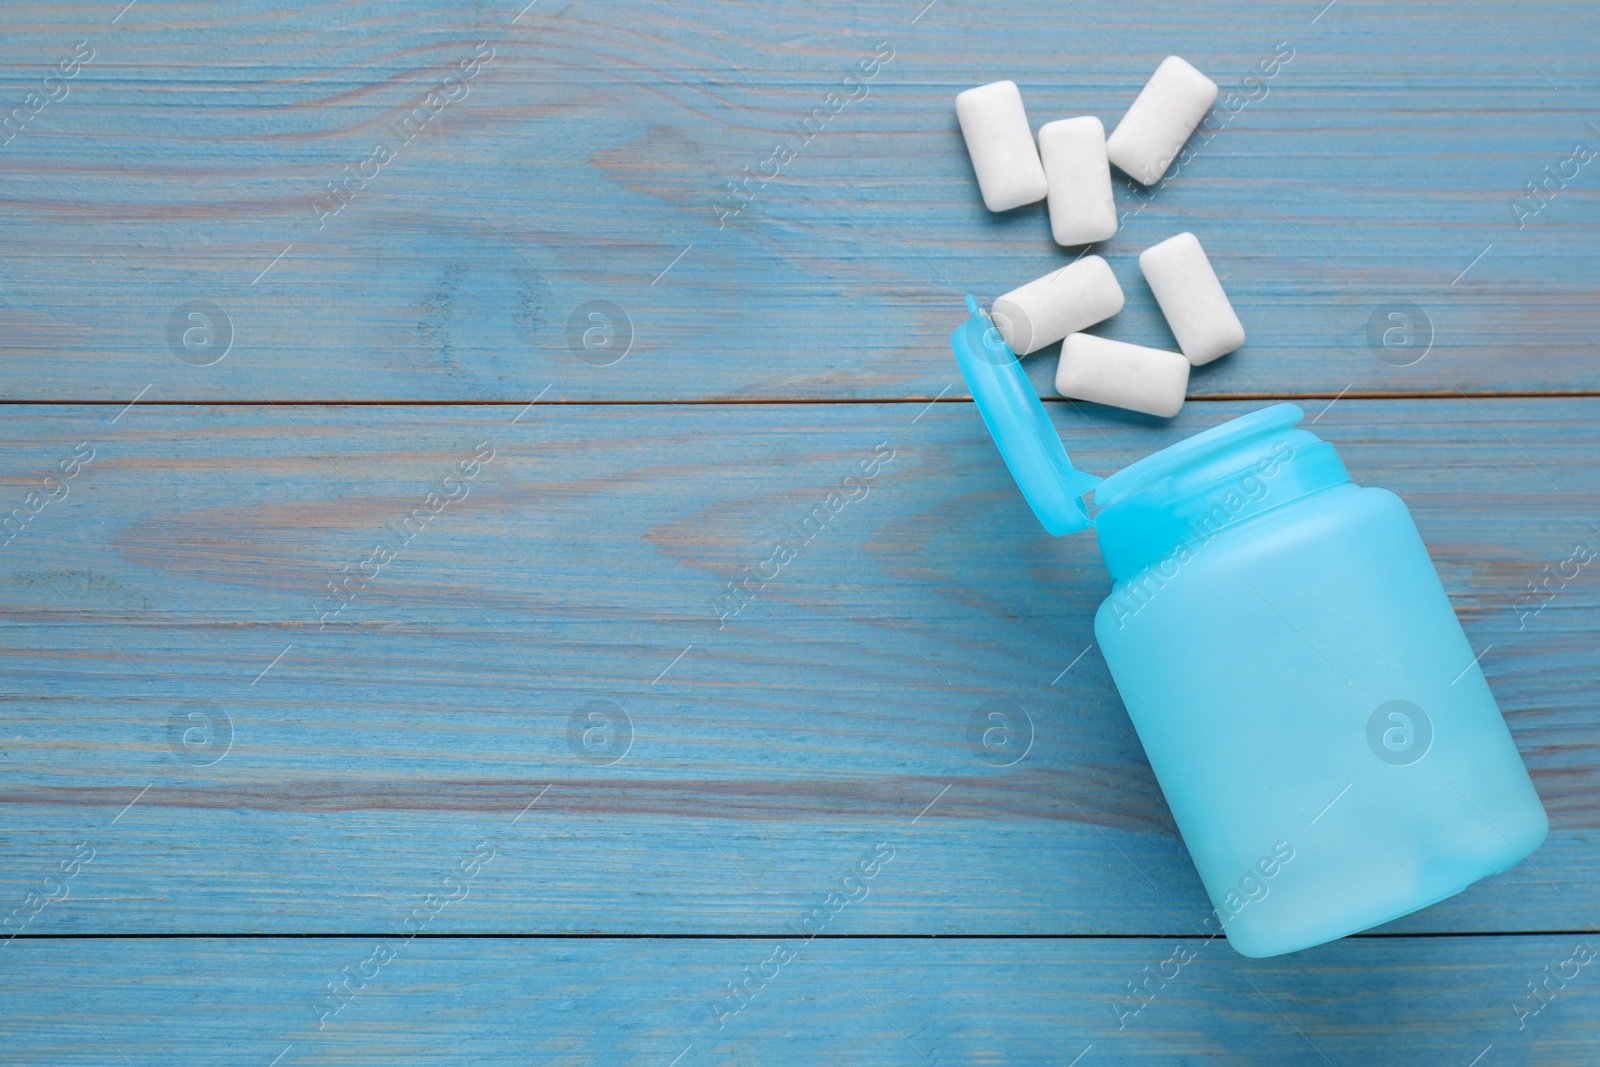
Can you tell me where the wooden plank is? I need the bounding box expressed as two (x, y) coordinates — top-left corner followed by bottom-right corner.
(1, 0), (1597, 400)
(1, 398), (1595, 934)
(4, 935), (1598, 1064)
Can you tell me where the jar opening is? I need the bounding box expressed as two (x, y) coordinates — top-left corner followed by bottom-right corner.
(1092, 404), (1352, 580)
(1095, 403), (1306, 506)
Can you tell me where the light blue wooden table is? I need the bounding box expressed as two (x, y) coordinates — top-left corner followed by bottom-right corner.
(2, 0), (1598, 1063)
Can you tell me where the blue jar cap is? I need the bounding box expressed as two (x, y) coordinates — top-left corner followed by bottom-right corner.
(950, 295), (1102, 536)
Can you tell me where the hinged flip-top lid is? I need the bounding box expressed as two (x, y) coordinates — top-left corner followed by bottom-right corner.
(950, 295), (1102, 535)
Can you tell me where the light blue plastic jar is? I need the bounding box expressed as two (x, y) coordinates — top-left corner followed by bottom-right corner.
(952, 298), (1548, 957)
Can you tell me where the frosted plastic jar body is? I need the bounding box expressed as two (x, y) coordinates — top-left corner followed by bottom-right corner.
(1092, 414), (1548, 957)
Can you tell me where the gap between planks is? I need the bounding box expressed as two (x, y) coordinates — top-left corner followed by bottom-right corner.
(3, 391), (1599, 408)
(6, 930), (1597, 941)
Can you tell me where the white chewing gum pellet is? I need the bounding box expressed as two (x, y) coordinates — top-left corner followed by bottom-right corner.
(1038, 117), (1118, 246)
(1139, 232), (1245, 365)
(990, 255), (1125, 356)
(1055, 333), (1189, 418)
(956, 80), (1049, 212)
(1105, 56), (1218, 185)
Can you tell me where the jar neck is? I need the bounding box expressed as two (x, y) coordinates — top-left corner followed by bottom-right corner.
(1092, 408), (1351, 581)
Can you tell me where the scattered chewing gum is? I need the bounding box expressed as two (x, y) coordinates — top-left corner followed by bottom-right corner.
(956, 80), (1049, 212)
(990, 255), (1125, 356)
(1105, 56), (1219, 185)
(1055, 333), (1190, 417)
(1139, 232), (1245, 365)
(1038, 116), (1118, 246)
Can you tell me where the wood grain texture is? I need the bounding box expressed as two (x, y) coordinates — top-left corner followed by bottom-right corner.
(1, 399), (1595, 934)
(1, 0), (1598, 400)
(4, 935), (1598, 1065)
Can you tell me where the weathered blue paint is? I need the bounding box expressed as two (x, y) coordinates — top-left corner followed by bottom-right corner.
(0, 0), (1596, 399)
